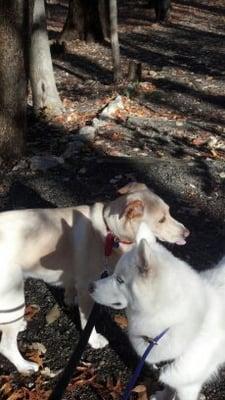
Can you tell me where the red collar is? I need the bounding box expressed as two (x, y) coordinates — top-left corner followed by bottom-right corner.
(103, 206), (133, 257)
(104, 231), (133, 257)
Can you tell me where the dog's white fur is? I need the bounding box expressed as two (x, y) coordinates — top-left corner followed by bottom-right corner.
(0, 183), (188, 374)
(91, 223), (225, 400)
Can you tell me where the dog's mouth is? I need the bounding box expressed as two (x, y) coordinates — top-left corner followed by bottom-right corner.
(111, 302), (123, 309)
(158, 237), (187, 246)
(175, 238), (186, 246)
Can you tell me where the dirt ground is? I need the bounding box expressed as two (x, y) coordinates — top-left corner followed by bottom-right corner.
(1, 0), (225, 399)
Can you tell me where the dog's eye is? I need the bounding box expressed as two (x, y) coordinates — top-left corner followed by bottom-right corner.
(159, 216), (166, 223)
(116, 275), (124, 284)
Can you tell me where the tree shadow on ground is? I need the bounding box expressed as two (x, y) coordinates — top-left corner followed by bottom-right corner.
(173, 0), (225, 16)
(3, 111), (225, 267)
(54, 51), (113, 84)
(2, 111), (225, 394)
(120, 28), (225, 77)
(139, 76), (225, 126)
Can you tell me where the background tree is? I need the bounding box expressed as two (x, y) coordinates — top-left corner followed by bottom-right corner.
(30, 0), (63, 116)
(109, 0), (120, 82)
(60, 0), (109, 43)
(0, 0), (28, 158)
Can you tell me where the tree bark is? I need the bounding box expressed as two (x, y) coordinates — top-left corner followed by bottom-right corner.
(109, 0), (121, 83)
(128, 61), (142, 82)
(60, 0), (109, 43)
(0, 0), (28, 159)
(30, 0), (63, 116)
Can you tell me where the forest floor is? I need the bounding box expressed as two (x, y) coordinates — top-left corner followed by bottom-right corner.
(1, 0), (225, 399)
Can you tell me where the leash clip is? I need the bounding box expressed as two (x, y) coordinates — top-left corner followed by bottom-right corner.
(142, 335), (158, 345)
(113, 236), (120, 248)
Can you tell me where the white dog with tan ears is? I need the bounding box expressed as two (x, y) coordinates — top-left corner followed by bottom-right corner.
(90, 223), (225, 400)
(0, 183), (189, 374)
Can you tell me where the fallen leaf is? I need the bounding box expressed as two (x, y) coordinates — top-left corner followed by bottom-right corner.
(7, 389), (25, 400)
(192, 137), (208, 146)
(114, 314), (128, 329)
(68, 362), (96, 390)
(132, 384), (148, 400)
(25, 350), (44, 368)
(0, 367), (52, 400)
(46, 304), (61, 325)
(25, 304), (40, 321)
(41, 367), (62, 378)
(8, 388), (52, 400)
(24, 342), (46, 368)
(27, 342), (47, 354)
(0, 381), (13, 396)
(106, 376), (124, 399)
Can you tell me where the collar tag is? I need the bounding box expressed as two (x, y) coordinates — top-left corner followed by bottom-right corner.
(113, 237), (120, 249)
(142, 335), (158, 345)
(104, 232), (133, 257)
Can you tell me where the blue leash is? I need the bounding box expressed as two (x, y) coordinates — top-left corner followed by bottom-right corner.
(121, 327), (169, 400)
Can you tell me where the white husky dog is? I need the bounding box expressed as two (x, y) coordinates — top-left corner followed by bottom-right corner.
(90, 224), (225, 400)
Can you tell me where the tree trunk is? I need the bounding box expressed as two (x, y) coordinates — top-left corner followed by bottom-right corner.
(109, 0), (121, 83)
(0, 0), (28, 159)
(30, 0), (63, 116)
(128, 61), (142, 82)
(60, 0), (109, 43)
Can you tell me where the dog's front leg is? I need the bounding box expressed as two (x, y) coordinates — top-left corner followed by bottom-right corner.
(150, 385), (177, 400)
(77, 288), (109, 349)
(0, 320), (39, 374)
(160, 363), (203, 400)
(0, 266), (39, 374)
(64, 284), (78, 308)
(159, 330), (222, 400)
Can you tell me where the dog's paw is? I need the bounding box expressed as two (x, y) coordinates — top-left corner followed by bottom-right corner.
(88, 332), (109, 349)
(18, 360), (39, 375)
(19, 319), (27, 332)
(150, 388), (177, 400)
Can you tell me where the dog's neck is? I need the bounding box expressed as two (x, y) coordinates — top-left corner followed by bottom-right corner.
(103, 202), (137, 243)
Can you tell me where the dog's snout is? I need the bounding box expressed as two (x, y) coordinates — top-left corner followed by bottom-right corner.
(183, 228), (190, 238)
(88, 282), (96, 294)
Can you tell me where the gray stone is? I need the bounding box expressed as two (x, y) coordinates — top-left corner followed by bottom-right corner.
(92, 118), (108, 128)
(219, 171), (225, 179)
(12, 159), (28, 171)
(30, 155), (64, 172)
(78, 126), (96, 141)
(99, 95), (124, 120)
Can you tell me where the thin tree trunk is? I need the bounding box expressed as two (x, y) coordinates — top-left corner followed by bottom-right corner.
(128, 61), (142, 82)
(60, 0), (109, 43)
(0, 0), (28, 159)
(99, 0), (110, 41)
(109, 0), (121, 83)
(30, 0), (63, 116)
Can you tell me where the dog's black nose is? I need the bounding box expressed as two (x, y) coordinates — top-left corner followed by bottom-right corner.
(88, 282), (96, 294)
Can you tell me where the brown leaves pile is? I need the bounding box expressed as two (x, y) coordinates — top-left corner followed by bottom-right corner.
(67, 361), (148, 400)
(24, 343), (47, 369)
(115, 96), (154, 122)
(67, 361), (124, 400)
(0, 375), (52, 400)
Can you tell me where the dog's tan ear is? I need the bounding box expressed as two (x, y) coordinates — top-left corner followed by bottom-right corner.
(118, 182), (147, 195)
(123, 199), (144, 220)
(137, 239), (150, 274)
